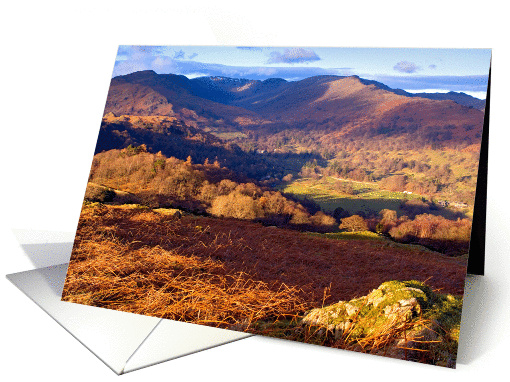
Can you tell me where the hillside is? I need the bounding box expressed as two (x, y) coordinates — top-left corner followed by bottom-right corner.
(97, 71), (487, 211)
(64, 203), (467, 312)
(85, 148), (336, 231)
(85, 148), (474, 255)
(406, 91), (485, 110)
(95, 114), (276, 179)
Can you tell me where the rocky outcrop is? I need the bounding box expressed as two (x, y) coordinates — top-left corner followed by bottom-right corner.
(153, 208), (182, 219)
(301, 280), (461, 367)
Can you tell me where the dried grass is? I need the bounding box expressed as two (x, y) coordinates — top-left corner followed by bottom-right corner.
(63, 203), (466, 337)
(63, 204), (309, 327)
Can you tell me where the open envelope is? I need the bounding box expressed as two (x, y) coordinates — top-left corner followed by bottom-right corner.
(6, 231), (251, 375)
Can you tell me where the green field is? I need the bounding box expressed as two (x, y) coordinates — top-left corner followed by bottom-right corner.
(279, 177), (422, 216)
(304, 230), (445, 256)
(210, 131), (248, 140)
(279, 176), (470, 220)
(307, 231), (384, 241)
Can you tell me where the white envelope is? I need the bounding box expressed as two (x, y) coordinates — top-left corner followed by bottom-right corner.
(6, 230), (251, 375)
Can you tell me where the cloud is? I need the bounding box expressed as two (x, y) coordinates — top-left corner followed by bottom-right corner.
(173, 49), (185, 59)
(236, 46), (264, 51)
(112, 48), (178, 77)
(113, 47), (350, 80)
(114, 46), (348, 81)
(135, 46), (165, 54)
(152, 56), (177, 71)
(393, 61), (421, 73)
(370, 74), (489, 94)
(268, 48), (321, 64)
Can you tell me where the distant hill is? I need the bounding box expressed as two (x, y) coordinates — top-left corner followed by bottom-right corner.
(404, 91), (485, 110)
(103, 71), (486, 148)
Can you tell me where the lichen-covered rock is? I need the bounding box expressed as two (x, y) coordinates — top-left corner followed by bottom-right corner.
(153, 208), (182, 219)
(301, 280), (462, 366)
(344, 303), (360, 317)
(302, 281), (431, 337)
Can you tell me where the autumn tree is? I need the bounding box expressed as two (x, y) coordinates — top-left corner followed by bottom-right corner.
(339, 215), (368, 232)
(209, 192), (261, 220)
(311, 211), (336, 227)
(377, 209), (398, 234)
(379, 175), (407, 192)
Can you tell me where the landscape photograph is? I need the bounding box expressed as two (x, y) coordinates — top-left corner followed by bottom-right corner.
(61, 46), (491, 367)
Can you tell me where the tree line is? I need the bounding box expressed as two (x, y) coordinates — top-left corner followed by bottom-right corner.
(86, 147), (337, 232)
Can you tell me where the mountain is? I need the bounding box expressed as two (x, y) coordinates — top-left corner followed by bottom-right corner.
(105, 70), (259, 126)
(103, 71), (486, 148)
(404, 91), (485, 110)
(337, 77), (485, 110)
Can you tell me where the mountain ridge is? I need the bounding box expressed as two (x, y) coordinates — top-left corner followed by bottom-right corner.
(103, 71), (486, 148)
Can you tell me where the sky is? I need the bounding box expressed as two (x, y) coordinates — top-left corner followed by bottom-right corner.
(113, 46), (491, 99)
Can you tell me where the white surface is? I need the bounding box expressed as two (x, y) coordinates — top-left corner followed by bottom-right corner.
(11, 229), (75, 268)
(2, 1), (510, 381)
(12, 229), (76, 245)
(124, 317), (251, 373)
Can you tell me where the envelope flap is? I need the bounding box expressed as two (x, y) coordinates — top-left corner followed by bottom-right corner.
(123, 319), (251, 373)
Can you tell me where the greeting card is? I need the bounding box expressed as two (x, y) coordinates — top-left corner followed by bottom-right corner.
(26, 46), (491, 370)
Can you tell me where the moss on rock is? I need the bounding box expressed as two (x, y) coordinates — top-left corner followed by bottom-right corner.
(301, 280), (462, 367)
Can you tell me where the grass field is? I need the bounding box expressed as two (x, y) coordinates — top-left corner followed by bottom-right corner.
(210, 131), (248, 140)
(280, 176), (470, 219)
(280, 177), (422, 216)
(309, 231), (385, 241)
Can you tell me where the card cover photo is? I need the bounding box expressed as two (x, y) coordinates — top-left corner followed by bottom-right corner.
(61, 46), (491, 368)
